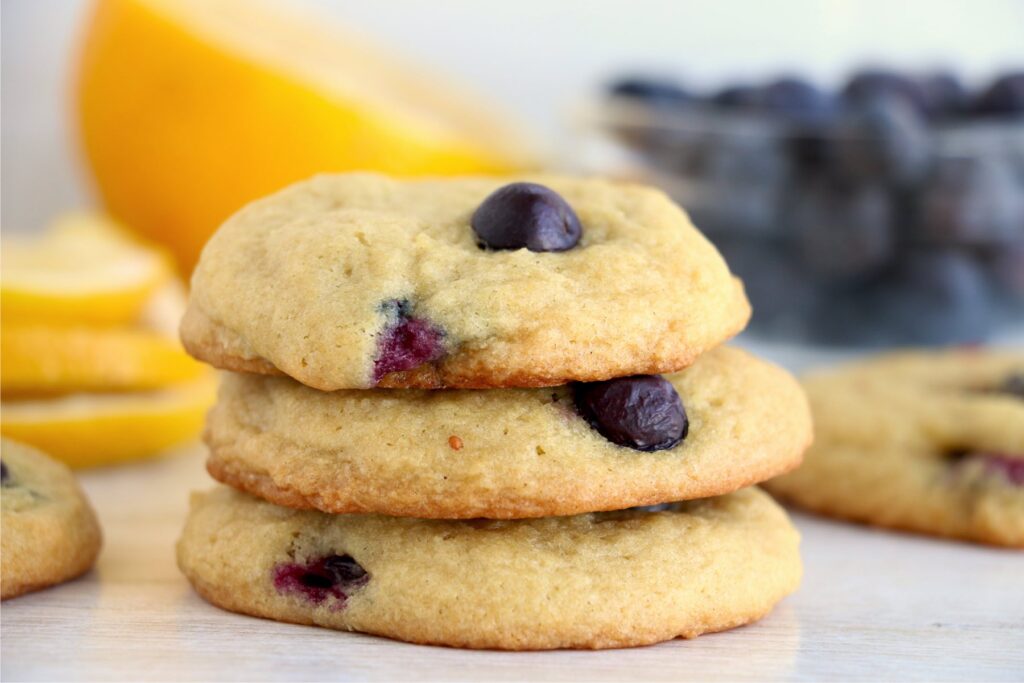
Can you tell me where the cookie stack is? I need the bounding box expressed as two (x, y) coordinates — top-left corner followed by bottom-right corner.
(176, 174), (812, 650)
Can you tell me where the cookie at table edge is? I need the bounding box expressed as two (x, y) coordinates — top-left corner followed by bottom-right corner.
(1, 438), (102, 599)
(763, 348), (1024, 548)
(181, 173), (751, 390)
(176, 485), (801, 650)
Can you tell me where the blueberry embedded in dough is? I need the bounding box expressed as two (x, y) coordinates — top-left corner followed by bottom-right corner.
(272, 554), (369, 607)
(372, 299), (446, 384)
(0, 461), (9, 486)
(471, 182), (583, 252)
(573, 375), (689, 452)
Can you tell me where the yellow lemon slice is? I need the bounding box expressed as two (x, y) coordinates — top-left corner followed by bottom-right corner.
(0, 377), (216, 468)
(76, 0), (537, 272)
(1, 324), (204, 396)
(2, 212), (171, 325)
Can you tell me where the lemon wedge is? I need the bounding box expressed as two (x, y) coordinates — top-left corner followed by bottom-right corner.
(0, 377), (216, 468)
(2, 212), (171, 325)
(1, 324), (204, 396)
(76, 0), (537, 272)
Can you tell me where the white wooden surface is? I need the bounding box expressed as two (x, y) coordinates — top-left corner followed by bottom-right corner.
(2, 443), (1022, 682)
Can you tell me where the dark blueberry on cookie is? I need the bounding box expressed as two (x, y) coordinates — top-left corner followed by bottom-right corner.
(0, 460), (9, 485)
(574, 375), (688, 452)
(273, 554), (369, 606)
(373, 299), (446, 383)
(472, 183), (582, 252)
(626, 503), (675, 513)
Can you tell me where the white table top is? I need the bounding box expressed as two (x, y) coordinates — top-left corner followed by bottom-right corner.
(2, 443), (1022, 682)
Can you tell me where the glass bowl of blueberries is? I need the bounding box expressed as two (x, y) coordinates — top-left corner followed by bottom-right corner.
(594, 69), (1024, 347)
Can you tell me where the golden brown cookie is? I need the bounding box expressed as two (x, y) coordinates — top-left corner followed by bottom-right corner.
(765, 349), (1024, 547)
(1, 438), (102, 599)
(206, 346), (811, 518)
(182, 173), (750, 389)
(177, 485), (801, 650)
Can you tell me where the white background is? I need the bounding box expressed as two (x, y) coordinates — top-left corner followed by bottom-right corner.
(3, 0), (1024, 232)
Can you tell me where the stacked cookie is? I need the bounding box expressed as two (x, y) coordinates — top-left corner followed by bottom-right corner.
(176, 174), (812, 649)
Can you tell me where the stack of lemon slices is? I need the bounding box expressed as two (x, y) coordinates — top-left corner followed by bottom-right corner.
(1, 213), (215, 467)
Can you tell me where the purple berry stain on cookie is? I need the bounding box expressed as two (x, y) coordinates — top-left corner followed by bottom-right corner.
(273, 554), (369, 607)
(574, 375), (688, 451)
(472, 182), (582, 252)
(972, 452), (1024, 486)
(373, 299), (445, 383)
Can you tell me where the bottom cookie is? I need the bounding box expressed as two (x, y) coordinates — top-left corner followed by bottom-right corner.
(1, 438), (102, 600)
(177, 486), (801, 650)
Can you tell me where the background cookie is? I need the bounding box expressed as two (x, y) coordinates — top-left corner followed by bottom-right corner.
(1, 438), (102, 599)
(182, 173), (750, 390)
(765, 349), (1024, 547)
(206, 346), (811, 518)
(177, 486), (801, 650)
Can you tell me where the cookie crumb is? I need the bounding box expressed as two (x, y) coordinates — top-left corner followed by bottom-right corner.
(448, 436), (464, 451)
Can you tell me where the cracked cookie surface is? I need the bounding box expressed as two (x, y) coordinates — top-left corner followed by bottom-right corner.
(176, 485), (801, 650)
(181, 173), (750, 389)
(764, 349), (1024, 547)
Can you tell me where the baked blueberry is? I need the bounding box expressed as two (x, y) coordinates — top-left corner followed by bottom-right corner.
(626, 503), (675, 513)
(373, 300), (445, 383)
(952, 451), (1024, 486)
(472, 183), (583, 252)
(574, 375), (688, 452)
(273, 554), (369, 606)
(1, 460), (9, 485)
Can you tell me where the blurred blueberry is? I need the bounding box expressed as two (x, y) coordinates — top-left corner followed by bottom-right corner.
(919, 71), (968, 119)
(842, 68), (929, 114)
(833, 95), (932, 185)
(759, 76), (835, 122)
(915, 156), (1024, 245)
(810, 250), (994, 346)
(692, 127), (791, 235)
(711, 84), (762, 109)
(715, 236), (818, 335)
(877, 250), (994, 345)
(790, 182), (896, 283)
(607, 76), (694, 108)
(973, 72), (1024, 117)
(984, 239), (1024, 299)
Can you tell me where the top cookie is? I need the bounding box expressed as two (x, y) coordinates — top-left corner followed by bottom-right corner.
(181, 174), (750, 389)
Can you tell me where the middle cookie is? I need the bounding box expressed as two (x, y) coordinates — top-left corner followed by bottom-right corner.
(206, 346), (812, 518)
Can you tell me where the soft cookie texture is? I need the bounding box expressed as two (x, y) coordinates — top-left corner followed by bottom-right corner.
(1, 438), (102, 599)
(177, 486), (801, 650)
(181, 173), (750, 390)
(765, 349), (1024, 548)
(206, 346), (811, 518)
